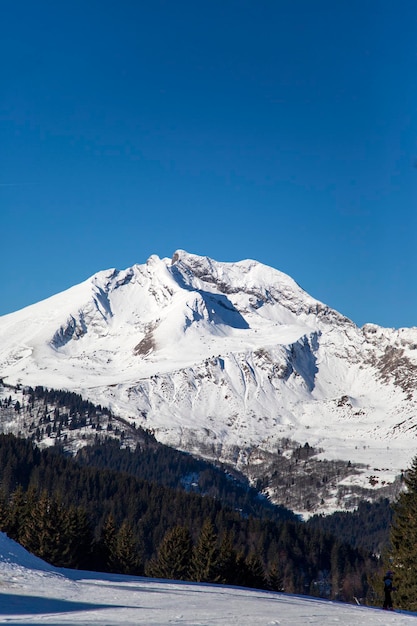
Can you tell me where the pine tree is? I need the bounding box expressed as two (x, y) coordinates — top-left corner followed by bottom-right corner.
(146, 526), (192, 581)
(388, 455), (417, 610)
(18, 490), (92, 568)
(268, 562), (284, 592)
(59, 505), (93, 569)
(0, 488), (10, 531)
(20, 490), (63, 564)
(245, 552), (267, 590)
(330, 541), (343, 600)
(109, 520), (142, 575)
(233, 550), (249, 587)
(7, 486), (33, 542)
(96, 513), (117, 572)
(216, 531), (237, 584)
(191, 519), (220, 582)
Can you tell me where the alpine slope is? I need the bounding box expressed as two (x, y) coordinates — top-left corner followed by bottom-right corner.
(1, 250), (417, 515)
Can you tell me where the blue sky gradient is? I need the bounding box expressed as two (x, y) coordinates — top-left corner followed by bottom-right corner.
(2, 1), (416, 327)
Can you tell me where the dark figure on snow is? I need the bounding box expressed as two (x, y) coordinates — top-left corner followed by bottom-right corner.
(383, 570), (396, 610)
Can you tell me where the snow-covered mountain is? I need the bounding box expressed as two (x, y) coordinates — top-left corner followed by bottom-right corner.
(1, 250), (417, 515)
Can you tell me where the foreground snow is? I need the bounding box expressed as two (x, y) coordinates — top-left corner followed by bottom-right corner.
(0, 534), (415, 625)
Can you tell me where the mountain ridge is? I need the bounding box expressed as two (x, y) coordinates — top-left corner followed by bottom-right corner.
(1, 250), (417, 515)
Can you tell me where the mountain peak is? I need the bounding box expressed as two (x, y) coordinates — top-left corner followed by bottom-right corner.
(2, 251), (417, 515)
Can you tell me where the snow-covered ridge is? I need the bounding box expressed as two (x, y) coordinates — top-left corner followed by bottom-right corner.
(1, 250), (417, 515)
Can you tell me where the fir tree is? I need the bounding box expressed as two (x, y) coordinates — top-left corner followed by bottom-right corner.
(96, 513), (117, 572)
(268, 562), (284, 592)
(59, 505), (93, 569)
(20, 490), (64, 564)
(245, 552), (267, 590)
(110, 520), (142, 575)
(388, 455), (417, 610)
(0, 488), (10, 531)
(191, 519), (220, 582)
(146, 526), (192, 581)
(7, 486), (31, 541)
(216, 531), (237, 584)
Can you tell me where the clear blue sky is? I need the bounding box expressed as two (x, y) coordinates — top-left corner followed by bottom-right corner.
(2, 1), (416, 327)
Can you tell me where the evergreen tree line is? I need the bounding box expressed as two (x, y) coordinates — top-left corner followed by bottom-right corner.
(378, 454), (417, 611)
(9, 384), (294, 525)
(24, 386), (111, 419)
(0, 434), (376, 600)
(76, 438), (296, 523)
(0, 486), (279, 588)
(0, 382), (395, 551)
(3, 385), (140, 443)
(307, 498), (393, 555)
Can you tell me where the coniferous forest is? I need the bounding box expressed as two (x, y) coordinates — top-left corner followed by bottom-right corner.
(385, 454), (417, 611)
(0, 432), (379, 602)
(0, 383), (404, 606)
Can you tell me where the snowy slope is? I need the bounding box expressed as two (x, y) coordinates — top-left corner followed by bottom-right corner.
(0, 532), (415, 625)
(1, 250), (417, 515)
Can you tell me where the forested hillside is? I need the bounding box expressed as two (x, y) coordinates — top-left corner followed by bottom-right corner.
(307, 498), (393, 555)
(0, 383), (396, 603)
(0, 383), (295, 522)
(75, 438), (295, 523)
(0, 433), (377, 602)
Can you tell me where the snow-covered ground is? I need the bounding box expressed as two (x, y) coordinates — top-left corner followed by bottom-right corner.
(0, 533), (415, 625)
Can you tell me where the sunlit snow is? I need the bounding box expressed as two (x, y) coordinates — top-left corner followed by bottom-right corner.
(1, 250), (417, 515)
